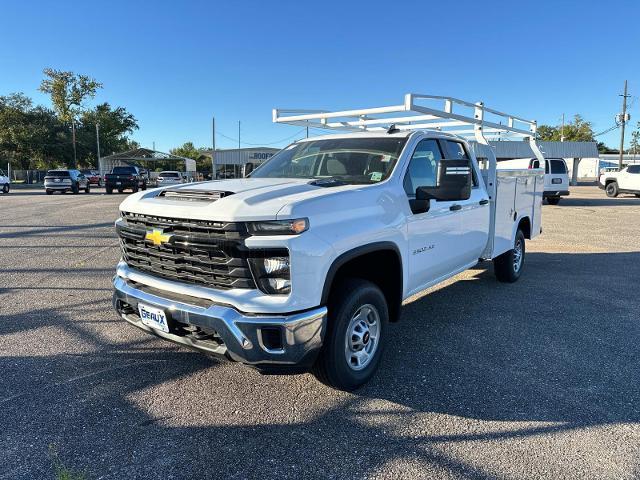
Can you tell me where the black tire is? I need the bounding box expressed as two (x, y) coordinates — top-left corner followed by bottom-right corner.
(118, 189), (124, 193)
(106, 187), (113, 194)
(2, 183), (9, 194)
(141, 182), (147, 191)
(635, 194), (640, 198)
(546, 196), (560, 205)
(132, 184), (139, 193)
(72, 182), (79, 194)
(494, 229), (525, 283)
(85, 183), (90, 193)
(606, 182), (619, 198)
(98, 180), (102, 187)
(313, 278), (388, 391)
(46, 189), (53, 195)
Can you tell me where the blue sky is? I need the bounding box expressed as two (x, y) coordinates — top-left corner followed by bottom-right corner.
(2, 0), (639, 152)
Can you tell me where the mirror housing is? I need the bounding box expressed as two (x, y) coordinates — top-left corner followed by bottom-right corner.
(416, 159), (472, 202)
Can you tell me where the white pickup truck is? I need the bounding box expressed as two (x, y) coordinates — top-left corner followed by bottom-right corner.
(599, 164), (640, 197)
(112, 94), (544, 390)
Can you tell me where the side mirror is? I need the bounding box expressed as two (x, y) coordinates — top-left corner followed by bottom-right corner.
(417, 159), (472, 202)
(410, 188), (431, 214)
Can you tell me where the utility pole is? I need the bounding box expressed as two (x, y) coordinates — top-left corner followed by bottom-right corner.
(152, 141), (156, 151)
(71, 121), (77, 168)
(561, 113), (565, 142)
(618, 80), (630, 170)
(95, 123), (101, 171)
(238, 121), (241, 177)
(211, 116), (216, 178)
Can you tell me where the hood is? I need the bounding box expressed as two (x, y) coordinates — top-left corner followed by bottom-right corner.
(118, 177), (366, 221)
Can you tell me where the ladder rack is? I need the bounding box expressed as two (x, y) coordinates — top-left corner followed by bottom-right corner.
(273, 93), (541, 149)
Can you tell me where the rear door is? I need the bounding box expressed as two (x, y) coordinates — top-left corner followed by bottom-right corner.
(618, 165), (640, 190)
(547, 159), (569, 192)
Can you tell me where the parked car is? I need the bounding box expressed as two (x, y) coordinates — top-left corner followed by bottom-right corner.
(112, 94), (544, 391)
(44, 169), (90, 194)
(599, 164), (640, 197)
(104, 166), (147, 194)
(497, 157), (569, 205)
(81, 169), (103, 187)
(0, 169), (9, 194)
(157, 171), (184, 187)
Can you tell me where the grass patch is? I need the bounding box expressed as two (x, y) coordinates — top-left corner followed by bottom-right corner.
(49, 444), (88, 480)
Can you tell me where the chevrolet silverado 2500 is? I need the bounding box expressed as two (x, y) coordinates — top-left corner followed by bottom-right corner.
(112, 94), (545, 390)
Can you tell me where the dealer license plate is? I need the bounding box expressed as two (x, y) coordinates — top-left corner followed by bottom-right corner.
(138, 303), (169, 333)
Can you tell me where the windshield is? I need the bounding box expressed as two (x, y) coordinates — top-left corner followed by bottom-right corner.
(250, 137), (408, 184)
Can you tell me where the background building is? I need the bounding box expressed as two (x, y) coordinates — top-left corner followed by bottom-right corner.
(199, 147), (280, 178)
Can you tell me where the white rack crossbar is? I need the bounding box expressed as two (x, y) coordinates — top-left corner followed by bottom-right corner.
(273, 93), (540, 148)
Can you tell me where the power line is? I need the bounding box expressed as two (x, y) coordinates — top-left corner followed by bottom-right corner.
(215, 128), (306, 147)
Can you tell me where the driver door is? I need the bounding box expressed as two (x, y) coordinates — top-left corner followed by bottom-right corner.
(404, 139), (461, 293)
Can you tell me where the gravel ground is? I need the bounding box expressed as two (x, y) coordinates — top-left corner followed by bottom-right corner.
(1, 186), (639, 480)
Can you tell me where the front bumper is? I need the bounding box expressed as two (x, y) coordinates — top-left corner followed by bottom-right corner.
(543, 190), (570, 198)
(112, 274), (327, 367)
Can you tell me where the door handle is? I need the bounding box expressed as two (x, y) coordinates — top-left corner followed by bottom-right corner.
(449, 204), (462, 211)
(479, 199), (489, 205)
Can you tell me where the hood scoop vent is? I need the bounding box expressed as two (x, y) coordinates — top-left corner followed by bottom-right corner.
(158, 189), (234, 202)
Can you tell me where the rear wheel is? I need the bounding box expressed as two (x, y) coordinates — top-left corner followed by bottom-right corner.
(546, 196), (560, 205)
(72, 183), (79, 194)
(494, 229), (525, 283)
(46, 189), (52, 195)
(635, 194), (640, 198)
(132, 184), (139, 193)
(118, 188), (124, 193)
(85, 183), (90, 193)
(313, 278), (388, 391)
(106, 187), (113, 194)
(141, 182), (147, 191)
(2, 183), (9, 194)
(606, 182), (619, 197)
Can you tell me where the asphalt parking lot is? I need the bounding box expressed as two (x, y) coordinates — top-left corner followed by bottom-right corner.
(1, 186), (639, 479)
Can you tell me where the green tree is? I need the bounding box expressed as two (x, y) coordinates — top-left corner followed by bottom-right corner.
(629, 122), (640, 155)
(537, 114), (595, 142)
(76, 103), (139, 166)
(170, 141), (210, 172)
(39, 68), (102, 123)
(39, 68), (103, 167)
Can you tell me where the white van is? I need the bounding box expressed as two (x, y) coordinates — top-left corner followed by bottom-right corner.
(498, 157), (569, 205)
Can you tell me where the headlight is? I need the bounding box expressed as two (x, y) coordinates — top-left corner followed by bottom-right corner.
(248, 254), (291, 295)
(247, 218), (308, 235)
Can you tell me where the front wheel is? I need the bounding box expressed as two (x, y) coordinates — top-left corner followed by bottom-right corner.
(606, 182), (619, 198)
(2, 183), (9, 194)
(546, 196), (560, 205)
(85, 184), (90, 193)
(494, 229), (525, 283)
(46, 189), (52, 195)
(106, 187), (113, 194)
(313, 278), (388, 391)
(72, 183), (79, 194)
(141, 182), (147, 191)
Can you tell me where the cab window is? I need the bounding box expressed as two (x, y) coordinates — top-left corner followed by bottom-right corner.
(444, 140), (478, 187)
(444, 140), (469, 160)
(627, 165), (640, 174)
(403, 139), (443, 196)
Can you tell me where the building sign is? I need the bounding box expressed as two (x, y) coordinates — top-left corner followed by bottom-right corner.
(249, 152), (275, 161)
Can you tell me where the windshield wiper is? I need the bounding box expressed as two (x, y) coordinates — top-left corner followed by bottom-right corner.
(308, 177), (350, 187)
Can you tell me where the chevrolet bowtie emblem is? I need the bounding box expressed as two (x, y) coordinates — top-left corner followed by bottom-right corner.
(145, 228), (173, 246)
